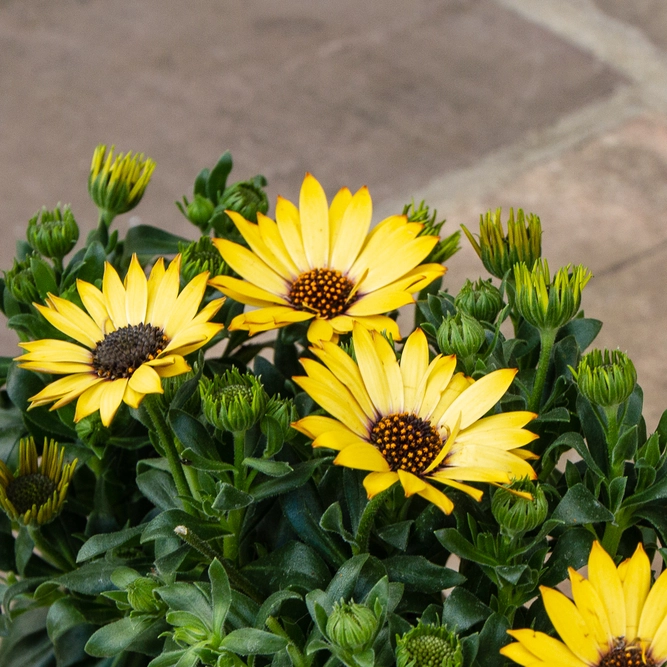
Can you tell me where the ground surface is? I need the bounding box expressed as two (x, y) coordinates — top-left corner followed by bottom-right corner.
(2, 0), (667, 427)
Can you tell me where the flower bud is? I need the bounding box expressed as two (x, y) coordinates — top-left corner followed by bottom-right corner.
(396, 623), (463, 667)
(185, 194), (216, 231)
(436, 312), (485, 359)
(326, 600), (378, 652)
(210, 176), (269, 238)
(178, 236), (228, 285)
(262, 396), (299, 444)
(27, 204), (79, 261)
(455, 278), (504, 323)
(126, 577), (164, 614)
(513, 260), (591, 332)
(462, 208), (541, 279)
(75, 412), (111, 450)
(492, 478), (547, 538)
(403, 200), (460, 264)
(200, 368), (268, 433)
(573, 349), (637, 408)
(88, 144), (156, 218)
(4, 256), (40, 305)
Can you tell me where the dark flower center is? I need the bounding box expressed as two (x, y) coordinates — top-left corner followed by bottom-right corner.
(370, 412), (443, 475)
(600, 642), (656, 667)
(288, 268), (355, 318)
(6, 473), (56, 515)
(92, 323), (168, 380)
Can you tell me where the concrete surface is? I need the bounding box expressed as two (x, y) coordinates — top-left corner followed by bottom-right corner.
(2, 0), (667, 427)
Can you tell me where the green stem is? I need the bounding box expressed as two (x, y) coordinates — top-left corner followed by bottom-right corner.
(603, 405), (623, 478)
(143, 395), (195, 514)
(266, 617), (307, 667)
(28, 525), (76, 571)
(601, 521), (624, 559)
(528, 328), (557, 413)
(352, 488), (391, 555)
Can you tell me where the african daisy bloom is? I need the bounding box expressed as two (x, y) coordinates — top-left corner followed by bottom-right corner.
(15, 254), (225, 426)
(292, 324), (538, 514)
(501, 541), (667, 667)
(208, 173), (446, 344)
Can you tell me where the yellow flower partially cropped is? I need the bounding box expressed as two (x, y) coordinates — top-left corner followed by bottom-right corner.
(292, 324), (537, 514)
(209, 173), (445, 344)
(15, 254), (225, 426)
(0, 438), (77, 526)
(501, 541), (667, 667)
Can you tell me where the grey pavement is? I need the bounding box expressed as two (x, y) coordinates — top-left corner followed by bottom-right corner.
(2, 0), (667, 427)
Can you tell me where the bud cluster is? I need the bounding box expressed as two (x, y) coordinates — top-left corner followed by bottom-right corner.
(454, 278), (504, 324)
(27, 204), (79, 261)
(573, 348), (637, 408)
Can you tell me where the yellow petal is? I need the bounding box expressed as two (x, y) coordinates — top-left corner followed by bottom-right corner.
(363, 471), (399, 497)
(569, 567), (613, 648)
(149, 255), (180, 330)
(352, 325), (392, 414)
(28, 373), (101, 406)
(329, 186), (372, 272)
(292, 376), (369, 437)
(417, 481), (455, 514)
(124, 254), (148, 325)
(151, 355), (191, 378)
(99, 379), (128, 426)
(163, 322), (222, 356)
(209, 277), (286, 308)
(18, 360), (94, 375)
(430, 373), (474, 425)
(299, 173), (329, 268)
(373, 331), (403, 413)
(638, 570), (667, 642)
(102, 261), (128, 329)
(123, 384), (144, 409)
(505, 629), (588, 667)
(400, 328), (429, 413)
(397, 469), (427, 496)
(623, 543), (652, 641)
(588, 542), (626, 639)
(650, 612), (667, 663)
(213, 238), (288, 296)
(334, 443), (391, 472)
(257, 212), (300, 278)
(311, 342), (376, 420)
(418, 355), (457, 421)
(189, 297), (226, 327)
(328, 186), (353, 260)
(77, 279), (111, 332)
(18, 339), (93, 364)
(345, 288), (414, 317)
(430, 466), (512, 484)
(336, 314), (401, 341)
(307, 318), (335, 345)
(440, 368), (517, 431)
(312, 430), (367, 451)
(455, 427), (539, 450)
(499, 642), (540, 667)
(164, 272), (209, 339)
(292, 415), (357, 440)
(458, 411), (537, 433)
(275, 195), (309, 271)
(34, 302), (99, 349)
(540, 586), (601, 664)
(145, 257), (166, 322)
(74, 380), (108, 422)
(444, 445), (536, 480)
(128, 364), (163, 394)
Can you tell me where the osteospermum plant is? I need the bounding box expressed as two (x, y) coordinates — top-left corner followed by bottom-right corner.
(1, 146), (666, 667)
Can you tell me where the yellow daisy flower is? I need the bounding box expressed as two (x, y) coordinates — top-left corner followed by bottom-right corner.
(208, 173), (446, 344)
(15, 254), (225, 426)
(501, 541), (667, 667)
(292, 324), (537, 514)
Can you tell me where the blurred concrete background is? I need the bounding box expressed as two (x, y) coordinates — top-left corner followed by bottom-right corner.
(2, 0), (667, 427)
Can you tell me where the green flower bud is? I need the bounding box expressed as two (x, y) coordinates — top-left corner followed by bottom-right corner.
(75, 412), (111, 450)
(262, 396), (299, 445)
(462, 208), (541, 279)
(4, 255), (40, 305)
(200, 368), (268, 433)
(403, 199), (460, 264)
(396, 623), (463, 667)
(88, 144), (156, 219)
(455, 278), (504, 323)
(513, 260), (592, 332)
(492, 477), (547, 538)
(27, 204), (79, 261)
(436, 312), (485, 359)
(210, 176), (269, 239)
(178, 236), (228, 285)
(573, 349), (637, 408)
(186, 194), (216, 231)
(326, 600), (378, 652)
(126, 577), (164, 614)
(160, 368), (200, 413)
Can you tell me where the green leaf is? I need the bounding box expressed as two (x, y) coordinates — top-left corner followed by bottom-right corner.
(213, 484), (254, 511)
(476, 613), (511, 667)
(376, 521), (413, 551)
(252, 458), (329, 501)
(124, 225), (188, 258)
(442, 587), (491, 632)
(434, 529), (497, 566)
(623, 475), (667, 507)
(255, 590), (303, 630)
(194, 168), (210, 198)
(383, 556), (465, 593)
(325, 554), (369, 604)
(542, 432), (604, 480)
(559, 317), (601, 351)
(46, 597), (88, 643)
(53, 561), (118, 595)
(541, 526), (595, 587)
(169, 409), (218, 460)
(551, 483), (614, 525)
(612, 426), (638, 469)
(137, 466), (181, 510)
(210, 559), (232, 634)
(243, 458), (293, 477)
(207, 151), (233, 202)
(159, 582), (212, 626)
(320, 501), (355, 543)
(141, 509), (227, 543)
(221, 628), (288, 655)
(30, 257), (58, 299)
(76, 525), (144, 562)
(85, 616), (156, 657)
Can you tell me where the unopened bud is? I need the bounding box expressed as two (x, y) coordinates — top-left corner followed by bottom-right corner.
(27, 204), (79, 261)
(436, 312), (485, 359)
(573, 349), (637, 408)
(396, 623), (463, 667)
(326, 600), (378, 652)
(492, 478), (547, 538)
(455, 278), (504, 324)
